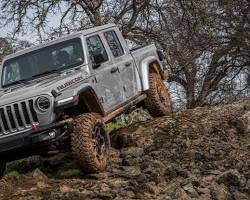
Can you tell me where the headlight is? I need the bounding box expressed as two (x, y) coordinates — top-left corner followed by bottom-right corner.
(36, 96), (50, 112)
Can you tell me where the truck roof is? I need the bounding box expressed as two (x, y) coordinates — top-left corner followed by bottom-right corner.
(2, 23), (117, 62)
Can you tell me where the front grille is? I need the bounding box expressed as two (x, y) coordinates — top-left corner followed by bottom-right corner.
(0, 99), (38, 137)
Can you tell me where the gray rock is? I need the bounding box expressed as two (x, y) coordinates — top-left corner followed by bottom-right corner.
(43, 153), (68, 167)
(182, 183), (199, 198)
(178, 188), (192, 200)
(211, 184), (233, 200)
(116, 108), (152, 126)
(216, 169), (246, 187)
(58, 169), (81, 178)
(164, 165), (177, 180)
(233, 190), (249, 200)
(233, 111), (250, 134)
(120, 147), (144, 158)
(112, 166), (141, 178)
(247, 179), (250, 188)
(86, 172), (111, 179)
(142, 182), (160, 194)
(122, 157), (141, 166)
(32, 168), (48, 180)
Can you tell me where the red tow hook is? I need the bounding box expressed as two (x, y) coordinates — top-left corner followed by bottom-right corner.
(32, 123), (39, 131)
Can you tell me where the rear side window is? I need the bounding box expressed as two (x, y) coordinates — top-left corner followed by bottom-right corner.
(87, 35), (108, 66)
(104, 31), (124, 57)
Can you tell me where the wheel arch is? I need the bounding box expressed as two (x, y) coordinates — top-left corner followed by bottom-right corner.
(140, 56), (165, 91)
(76, 86), (105, 116)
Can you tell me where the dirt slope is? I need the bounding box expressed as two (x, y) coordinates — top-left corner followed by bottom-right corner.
(0, 101), (249, 200)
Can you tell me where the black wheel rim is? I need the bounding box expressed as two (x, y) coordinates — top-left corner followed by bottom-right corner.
(93, 125), (107, 160)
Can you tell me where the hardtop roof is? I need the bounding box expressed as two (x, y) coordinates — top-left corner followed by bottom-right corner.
(2, 23), (116, 62)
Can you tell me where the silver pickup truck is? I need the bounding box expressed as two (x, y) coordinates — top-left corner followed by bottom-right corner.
(0, 24), (172, 176)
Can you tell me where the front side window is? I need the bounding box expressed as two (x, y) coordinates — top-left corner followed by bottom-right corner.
(87, 35), (108, 67)
(2, 38), (84, 87)
(104, 31), (124, 57)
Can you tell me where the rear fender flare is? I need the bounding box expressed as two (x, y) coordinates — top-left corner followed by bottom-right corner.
(140, 56), (164, 91)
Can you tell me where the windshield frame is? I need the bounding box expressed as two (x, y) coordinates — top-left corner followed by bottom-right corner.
(1, 37), (84, 88)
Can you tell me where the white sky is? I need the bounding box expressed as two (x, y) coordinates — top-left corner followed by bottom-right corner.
(0, 2), (63, 43)
(0, 20), (38, 42)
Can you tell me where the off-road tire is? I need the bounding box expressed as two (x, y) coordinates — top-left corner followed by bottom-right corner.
(145, 73), (172, 117)
(0, 162), (6, 178)
(71, 113), (110, 173)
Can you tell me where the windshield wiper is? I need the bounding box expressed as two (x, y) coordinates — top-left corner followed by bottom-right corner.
(3, 69), (61, 88)
(31, 69), (60, 79)
(3, 79), (30, 88)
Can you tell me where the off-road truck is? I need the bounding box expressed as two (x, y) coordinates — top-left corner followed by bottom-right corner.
(0, 24), (172, 177)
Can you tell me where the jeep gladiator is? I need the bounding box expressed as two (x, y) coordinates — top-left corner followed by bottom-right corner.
(0, 24), (172, 176)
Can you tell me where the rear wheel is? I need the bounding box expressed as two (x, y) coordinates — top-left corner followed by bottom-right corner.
(145, 73), (172, 117)
(71, 113), (110, 173)
(0, 162), (6, 178)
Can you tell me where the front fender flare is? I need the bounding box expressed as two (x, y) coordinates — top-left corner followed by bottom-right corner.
(55, 83), (105, 116)
(75, 85), (105, 116)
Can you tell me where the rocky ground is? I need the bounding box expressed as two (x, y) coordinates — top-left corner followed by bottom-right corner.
(0, 101), (249, 200)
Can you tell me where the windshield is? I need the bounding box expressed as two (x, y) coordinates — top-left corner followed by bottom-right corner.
(1, 38), (84, 87)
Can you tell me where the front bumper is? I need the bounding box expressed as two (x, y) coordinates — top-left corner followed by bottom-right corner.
(0, 118), (73, 162)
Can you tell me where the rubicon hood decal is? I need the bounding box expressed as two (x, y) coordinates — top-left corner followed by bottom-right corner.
(56, 76), (84, 92)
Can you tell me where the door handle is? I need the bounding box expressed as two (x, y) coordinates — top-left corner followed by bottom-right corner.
(110, 67), (119, 73)
(125, 62), (132, 67)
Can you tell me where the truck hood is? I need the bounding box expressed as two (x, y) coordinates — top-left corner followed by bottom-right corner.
(0, 68), (89, 106)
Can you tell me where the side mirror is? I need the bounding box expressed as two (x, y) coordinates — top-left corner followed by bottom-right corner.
(92, 53), (106, 69)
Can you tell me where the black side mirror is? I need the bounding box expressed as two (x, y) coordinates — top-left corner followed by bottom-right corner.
(92, 53), (106, 69)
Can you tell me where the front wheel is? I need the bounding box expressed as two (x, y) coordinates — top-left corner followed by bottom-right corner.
(145, 73), (172, 117)
(0, 162), (6, 178)
(71, 113), (110, 173)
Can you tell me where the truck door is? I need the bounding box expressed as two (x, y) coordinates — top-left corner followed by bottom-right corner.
(103, 30), (139, 100)
(86, 34), (123, 112)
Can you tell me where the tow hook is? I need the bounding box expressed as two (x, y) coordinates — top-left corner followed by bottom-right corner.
(31, 118), (73, 143)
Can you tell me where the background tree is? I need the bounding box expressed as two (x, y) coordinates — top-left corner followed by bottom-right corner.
(1, 0), (249, 109)
(0, 37), (13, 62)
(0, 37), (32, 63)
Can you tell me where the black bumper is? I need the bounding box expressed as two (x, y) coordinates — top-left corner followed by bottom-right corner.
(0, 118), (73, 162)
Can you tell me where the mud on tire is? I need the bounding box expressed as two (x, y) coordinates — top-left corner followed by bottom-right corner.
(71, 113), (110, 173)
(0, 162), (6, 178)
(145, 73), (172, 117)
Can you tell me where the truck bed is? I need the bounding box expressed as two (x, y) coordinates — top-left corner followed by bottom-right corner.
(130, 44), (161, 71)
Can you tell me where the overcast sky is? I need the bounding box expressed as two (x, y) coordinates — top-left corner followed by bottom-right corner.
(0, 2), (62, 43)
(0, 22), (12, 37)
(0, 18), (38, 42)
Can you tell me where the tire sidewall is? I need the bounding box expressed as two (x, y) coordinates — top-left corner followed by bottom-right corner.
(71, 113), (110, 173)
(146, 73), (172, 117)
(154, 74), (172, 113)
